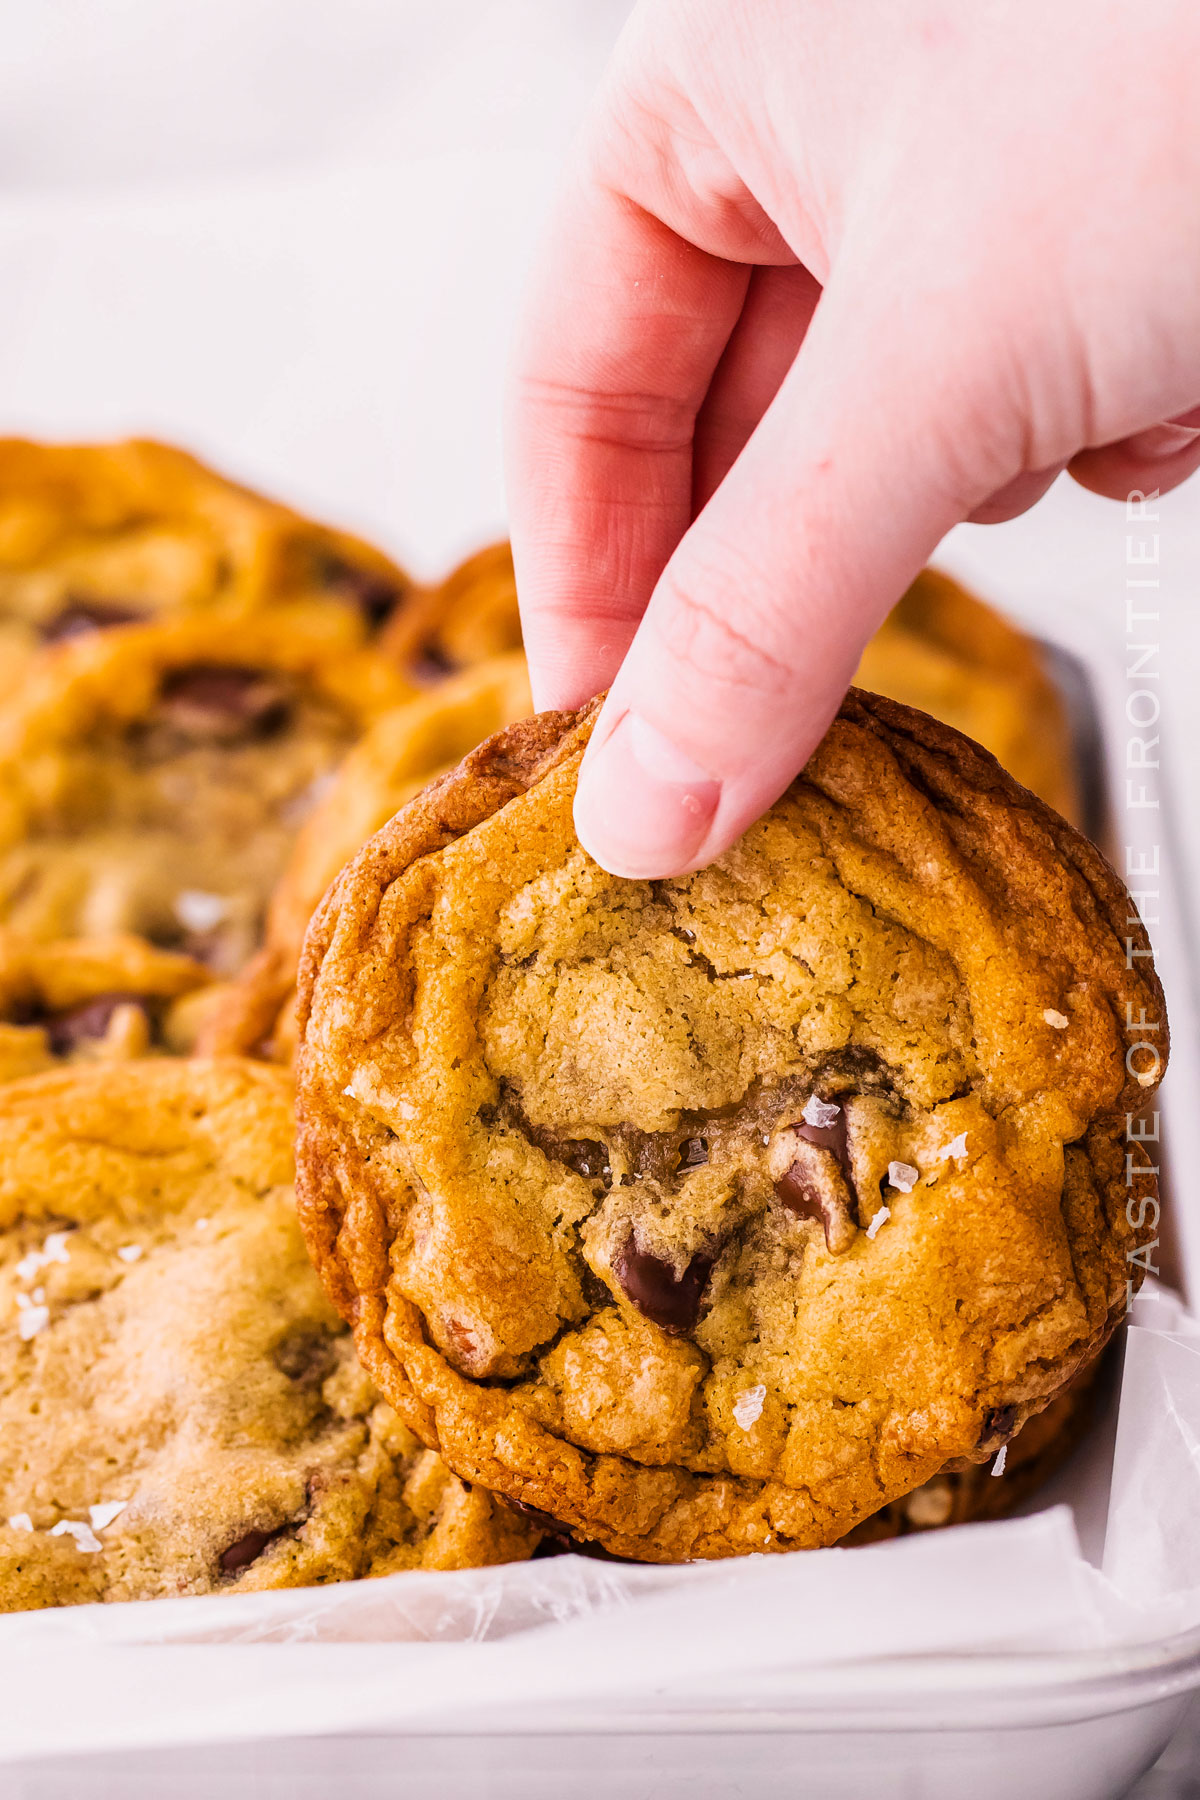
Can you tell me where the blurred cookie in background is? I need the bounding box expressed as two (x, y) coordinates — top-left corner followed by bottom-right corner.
(855, 568), (1080, 824)
(0, 438), (420, 696)
(0, 930), (210, 1081)
(0, 1059), (542, 1612)
(197, 650), (532, 1060)
(381, 540), (523, 681)
(0, 611), (414, 975)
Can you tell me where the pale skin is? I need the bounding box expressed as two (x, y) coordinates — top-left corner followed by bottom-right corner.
(505, 0), (1200, 878)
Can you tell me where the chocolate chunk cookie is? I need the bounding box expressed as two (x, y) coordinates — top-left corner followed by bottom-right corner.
(197, 652), (532, 1061)
(0, 612), (414, 973)
(855, 568), (1078, 823)
(0, 930), (210, 1081)
(0, 1060), (540, 1611)
(0, 438), (417, 695)
(295, 691), (1165, 1562)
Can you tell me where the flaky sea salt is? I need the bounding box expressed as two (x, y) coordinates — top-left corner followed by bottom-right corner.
(801, 1094), (840, 1130)
(174, 889), (229, 934)
(937, 1132), (969, 1162)
(1043, 1009), (1069, 1030)
(7, 1514), (32, 1532)
(15, 1295), (49, 1340)
(116, 1245), (144, 1263)
(88, 1501), (128, 1532)
(50, 1519), (103, 1554)
(15, 1231), (72, 1285)
(991, 1445), (1008, 1478)
(866, 1206), (891, 1240)
(887, 1161), (919, 1194)
(733, 1385), (766, 1429)
(194, 1219), (210, 1232)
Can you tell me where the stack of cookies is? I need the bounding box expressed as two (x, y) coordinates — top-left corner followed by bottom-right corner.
(0, 438), (1163, 1607)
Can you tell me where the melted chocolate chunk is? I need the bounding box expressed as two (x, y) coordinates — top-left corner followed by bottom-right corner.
(40, 598), (148, 642)
(612, 1235), (714, 1334)
(775, 1163), (837, 1239)
(45, 993), (149, 1056)
(675, 1137), (709, 1172)
(318, 556), (406, 630)
(156, 664), (292, 743)
(795, 1110), (850, 1175)
(218, 1527), (280, 1573)
(980, 1404), (1019, 1446)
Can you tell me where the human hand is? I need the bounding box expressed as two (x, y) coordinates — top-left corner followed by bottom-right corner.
(505, 0), (1200, 876)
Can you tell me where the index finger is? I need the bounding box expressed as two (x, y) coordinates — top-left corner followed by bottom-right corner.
(504, 173), (750, 710)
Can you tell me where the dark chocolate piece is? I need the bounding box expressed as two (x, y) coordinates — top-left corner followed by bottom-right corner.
(613, 1235), (714, 1334)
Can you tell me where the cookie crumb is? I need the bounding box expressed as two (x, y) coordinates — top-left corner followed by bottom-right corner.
(7, 1514), (32, 1533)
(49, 1519), (103, 1554)
(865, 1206), (891, 1240)
(887, 1161), (919, 1193)
(991, 1445), (1008, 1478)
(802, 1094), (841, 1130)
(733, 1385), (766, 1429)
(116, 1245), (144, 1263)
(174, 889), (230, 934)
(1043, 1008), (1069, 1030)
(88, 1501), (128, 1532)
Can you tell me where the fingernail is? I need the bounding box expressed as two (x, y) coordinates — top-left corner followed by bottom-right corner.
(574, 711), (720, 878)
(1125, 422), (1200, 462)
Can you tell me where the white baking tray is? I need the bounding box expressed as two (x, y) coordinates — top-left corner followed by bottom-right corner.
(0, 618), (1196, 1800)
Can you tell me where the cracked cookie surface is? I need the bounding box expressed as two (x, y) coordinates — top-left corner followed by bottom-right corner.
(0, 1059), (540, 1612)
(295, 692), (1165, 1561)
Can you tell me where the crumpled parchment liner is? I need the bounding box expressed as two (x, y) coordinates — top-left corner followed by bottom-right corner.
(0, 1287), (1195, 1762)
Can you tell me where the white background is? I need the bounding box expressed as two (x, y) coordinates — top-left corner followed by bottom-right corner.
(0, 3), (1194, 1789)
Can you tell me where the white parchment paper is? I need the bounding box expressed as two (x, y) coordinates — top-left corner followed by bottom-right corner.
(0, 1288), (1195, 1762)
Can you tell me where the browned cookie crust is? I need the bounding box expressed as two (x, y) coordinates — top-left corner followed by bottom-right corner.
(0, 1059), (540, 1611)
(295, 692), (1164, 1562)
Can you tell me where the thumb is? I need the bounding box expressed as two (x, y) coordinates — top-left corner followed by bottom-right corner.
(573, 268), (1006, 878)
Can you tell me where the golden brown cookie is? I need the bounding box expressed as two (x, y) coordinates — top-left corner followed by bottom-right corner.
(0, 930), (210, 1081)
(0, 438), (421, 697)
(295, 691), (1164, 1563)
(197, 652), (533, 1061)
(0, 1059), (540, 1612)
(855, 568), (1078, 822)
(0, 611), (415, 973)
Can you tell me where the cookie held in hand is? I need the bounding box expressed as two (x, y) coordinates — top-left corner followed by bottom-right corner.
(295, 692), (1165, 1562)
